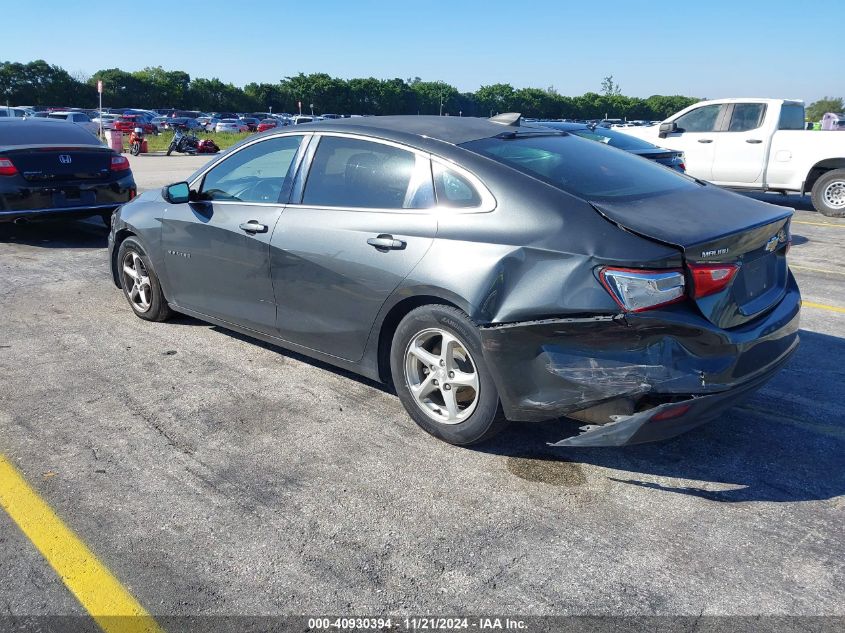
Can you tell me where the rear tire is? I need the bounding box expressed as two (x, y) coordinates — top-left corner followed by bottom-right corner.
(811, 169), (845, 217)
(390, 305), (508, 446)
(117, 237), (172, 322)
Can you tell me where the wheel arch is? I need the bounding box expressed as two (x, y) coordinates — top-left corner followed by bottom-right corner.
(111, 228), (137, 288)
(804, 158), (845, 194)
(375, 292), (471, 385)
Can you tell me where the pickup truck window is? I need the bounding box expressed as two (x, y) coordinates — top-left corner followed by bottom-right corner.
(674, 104), (722, 133)
(778, 104), (806, 130)
(728, 103), (766, 132)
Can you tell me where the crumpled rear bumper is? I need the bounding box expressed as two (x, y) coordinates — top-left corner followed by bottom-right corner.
(479, 274), (800, 446)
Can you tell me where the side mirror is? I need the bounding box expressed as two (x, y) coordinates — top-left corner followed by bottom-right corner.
(658, 121), (677, 138)
(162, 181), (191, 204)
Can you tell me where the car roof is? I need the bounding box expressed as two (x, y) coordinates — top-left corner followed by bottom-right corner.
(298, 115), (523, 146)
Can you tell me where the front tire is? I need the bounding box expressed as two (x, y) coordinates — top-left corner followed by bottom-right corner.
(117, 237), (172, 322)
(166, 143), (175, 156)
(811, 169), (845, 217)
(130, 141), (141, 156)
(390, 305), (508, 446)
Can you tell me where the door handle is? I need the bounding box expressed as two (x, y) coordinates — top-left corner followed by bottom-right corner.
(239, 220), (268, 234)
(746, 139), (763, 144)
(697, 139), (713, 144)
(367, 234), (406, 250)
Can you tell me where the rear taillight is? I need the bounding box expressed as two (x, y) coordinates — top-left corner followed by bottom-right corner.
(651, 403), (692, 422)
(687, 263), (739, 298)
(0, 156), (18, 176)
(599, 267), (686, 312)
(110, 155), (130, 172)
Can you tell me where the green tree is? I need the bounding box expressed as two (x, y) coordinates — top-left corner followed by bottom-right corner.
(475, 83), (515, 117)
(806, 97), (844, 122)
(410, 80), (458, 115)
(601, 75), (622, 97)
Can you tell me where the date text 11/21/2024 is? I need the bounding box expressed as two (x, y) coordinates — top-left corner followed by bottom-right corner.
(307, 617), (528, 630)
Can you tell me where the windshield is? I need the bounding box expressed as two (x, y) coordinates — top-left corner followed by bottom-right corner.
(463, 133), (696, 201)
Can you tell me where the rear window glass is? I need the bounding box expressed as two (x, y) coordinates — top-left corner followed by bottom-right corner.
(463, 133), (696, 201)
(0, 121), (101, 145)
(778, 104), (806, 130)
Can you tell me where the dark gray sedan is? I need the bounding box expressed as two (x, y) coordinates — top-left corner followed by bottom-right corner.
(107, 115), (800, 447)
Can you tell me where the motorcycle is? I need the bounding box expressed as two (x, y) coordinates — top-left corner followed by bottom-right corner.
(129, 127), (145, 156)
(167, 125), (220, 156)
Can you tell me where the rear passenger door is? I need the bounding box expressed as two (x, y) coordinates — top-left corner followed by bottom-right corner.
(711, 102), (769, 184)
(270, 134), (437, 361)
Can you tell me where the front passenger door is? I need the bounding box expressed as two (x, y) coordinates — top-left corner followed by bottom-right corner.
(161, 134), (305, 334)
(662, 104), (726, 181)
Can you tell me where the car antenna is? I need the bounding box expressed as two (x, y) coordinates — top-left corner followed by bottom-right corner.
(488, 112), (521, 127)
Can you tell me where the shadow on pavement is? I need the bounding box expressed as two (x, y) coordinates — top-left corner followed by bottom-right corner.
(0, 218), (108, 249)
(479, 328), (845, 504)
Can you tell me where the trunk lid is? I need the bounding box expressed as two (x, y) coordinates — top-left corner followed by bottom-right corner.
(592, 184), (792, 328)
(4, 145), (114, 182)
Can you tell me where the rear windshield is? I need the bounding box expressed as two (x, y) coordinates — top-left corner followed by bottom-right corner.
(0, 121), (101, 146)
(463, 133), (696, 201)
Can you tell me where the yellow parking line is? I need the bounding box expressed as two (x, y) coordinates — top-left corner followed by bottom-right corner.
(802, 300), (845, 314)
(0, 454), (164, 633)
(793, 220), (845, 228)
(791, 265), (845, 276)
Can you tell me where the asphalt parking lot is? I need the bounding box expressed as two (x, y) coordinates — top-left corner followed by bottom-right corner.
(1, 153), (843, 626)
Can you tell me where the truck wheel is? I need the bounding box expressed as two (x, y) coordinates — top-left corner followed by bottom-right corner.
(811, 169), (845, 218)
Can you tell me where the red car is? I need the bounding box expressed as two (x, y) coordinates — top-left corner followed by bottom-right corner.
(256, 118), (279, 132)
(113, 115), (156, 134)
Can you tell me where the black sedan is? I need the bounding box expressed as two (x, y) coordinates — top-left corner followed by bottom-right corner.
(0, 119), (135, 225)
(108, 114), (799, 447)
(533, 120), (686, 171)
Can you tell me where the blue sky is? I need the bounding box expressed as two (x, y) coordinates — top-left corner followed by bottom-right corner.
(2, 0), (838, 103)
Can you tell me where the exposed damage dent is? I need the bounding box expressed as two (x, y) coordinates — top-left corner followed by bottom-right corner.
(478, 278), (800, 445)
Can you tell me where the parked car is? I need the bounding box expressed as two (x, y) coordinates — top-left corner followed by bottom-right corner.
(291, 115), (323, 125)
(43, 111), (99, 135)
(92, 114), (119, 130)
(534, 121), (685, 171)
(239, 117), (260, 132)
(215, 119), (249, 133)
(108, 115), (799, 448)
(0, 119), (134, 225)
(150, 116), (170, 132)
(164, 117), (202, 131)
(619, 98), (845, 217)
(256, 118), (279, 132)
(0, 107), (28, 119)
(113, 115), (156, 135)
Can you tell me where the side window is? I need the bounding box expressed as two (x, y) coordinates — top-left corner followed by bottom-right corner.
(674, 105), (722, 133)
(728, 103), (765, 132)
(302, 136), (433, 209)
(433, 163), (482, 208)
(200, 135), (303, 203)
(778, 104), (806, 130)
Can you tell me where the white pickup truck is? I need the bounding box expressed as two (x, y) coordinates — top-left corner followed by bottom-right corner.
(619, 98), (845, 216)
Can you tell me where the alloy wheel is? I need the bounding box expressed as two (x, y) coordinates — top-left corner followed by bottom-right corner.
(404, 328), (480, 424)
(121, 251), (152, 313)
